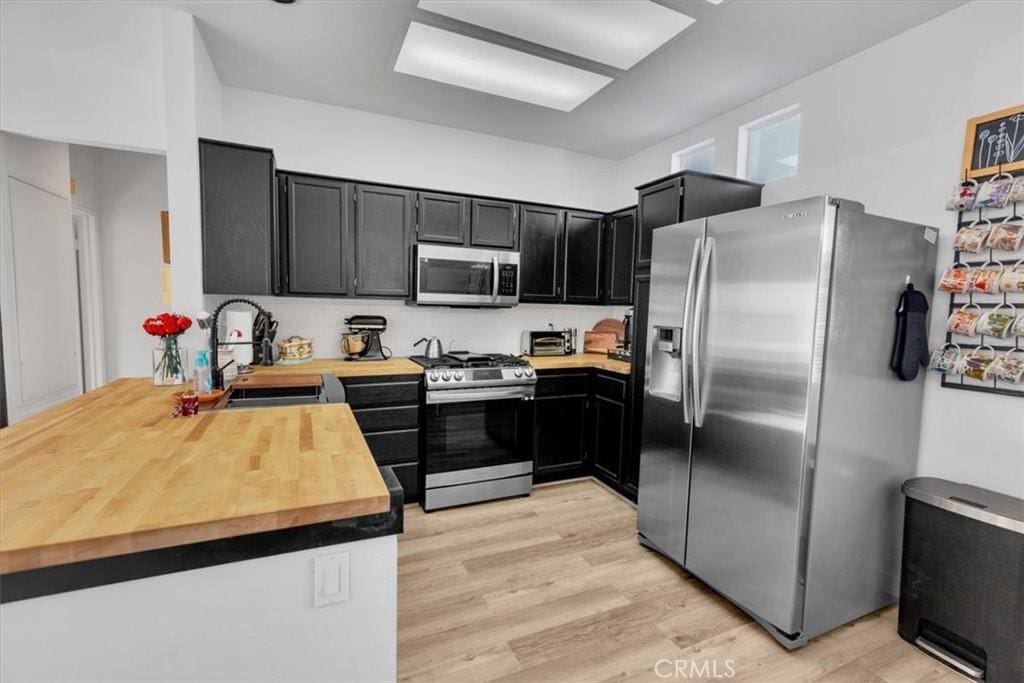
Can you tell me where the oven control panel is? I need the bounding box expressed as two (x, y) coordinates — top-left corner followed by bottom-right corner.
(426, 365), (534, 388)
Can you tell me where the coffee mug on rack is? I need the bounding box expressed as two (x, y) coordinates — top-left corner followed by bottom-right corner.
(976, 304), (1017, 338)
(938, 263), (971, 293)
(989, 349), (1024, 384)
(961, 345), (996, 381)
(952, 219), (992, 253)
(970, 261), (1004, 293)
(999, 260), (1024, 293)
(946, 179), (979, 211)
(928, 343), (963, 375)
(1009, 177), (1024, 204)
(946, 303), (983, 336)
(975, 173), (1015, 209)
(1012, 313), (1024, 337)
(986, 222), (1024, 252)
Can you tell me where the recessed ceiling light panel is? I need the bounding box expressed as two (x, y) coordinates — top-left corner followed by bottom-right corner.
(394, 22), (613, 112)
(417, 0), (695, 70)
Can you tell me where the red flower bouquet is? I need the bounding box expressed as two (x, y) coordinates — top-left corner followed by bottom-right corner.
(144, 312), (192, 385)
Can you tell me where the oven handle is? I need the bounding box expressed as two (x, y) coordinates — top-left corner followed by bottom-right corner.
(425, 386), (534, 405)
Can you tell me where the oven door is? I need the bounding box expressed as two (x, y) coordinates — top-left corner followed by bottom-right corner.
(415, 244), (519, 307)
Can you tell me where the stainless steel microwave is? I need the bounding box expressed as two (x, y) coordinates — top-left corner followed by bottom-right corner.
(413, 244), (519, 307)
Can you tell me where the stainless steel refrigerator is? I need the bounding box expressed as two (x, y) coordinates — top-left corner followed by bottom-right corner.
(637, 196), (938, 648)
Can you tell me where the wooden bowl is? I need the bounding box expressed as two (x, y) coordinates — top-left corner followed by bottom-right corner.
(172, 389), (225, 405)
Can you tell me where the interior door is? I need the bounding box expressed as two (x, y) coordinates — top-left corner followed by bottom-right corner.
(685, 198), (831, 635)
(636, 219), (704, 566)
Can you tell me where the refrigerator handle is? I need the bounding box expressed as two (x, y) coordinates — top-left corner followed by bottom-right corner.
(680, 238), (702, 424)
(691, 237), (714, 428)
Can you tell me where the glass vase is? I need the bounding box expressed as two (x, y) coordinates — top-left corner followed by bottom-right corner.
(152, 336), (188, 386)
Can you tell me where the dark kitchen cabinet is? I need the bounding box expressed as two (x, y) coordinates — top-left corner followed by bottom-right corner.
(417, 192), (469, 245)
(471, 199), (518, 249)
(199, 139), (278, 295)
(562, 210), (604, 304)
(625, 274), (651, 498)
(519, 204), (565, 303)
(533, 371), (589, 481)
(636, 171), (763, 272)
(281, 173), (348, 296)
(591, 371), (631, 496)
(604, 207), (636, 305)
(344, 374), (422, 503)
(353, 184), (414, 297)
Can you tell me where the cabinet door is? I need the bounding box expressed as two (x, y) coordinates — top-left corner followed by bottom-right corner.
(533, 393), (588, 477)
(627, 274), (651, 491)
(636, 178), (681, 271)
(199, 140), (277, 295)
(563, 210), (603, 304)
(470, 199), (518, 249)
(604, 208), (635, 304)
(417, 192), (468, 245)
(592, 395), (625, 481)
(283, 174), (348, 295)
(519, 204), (564, 303)
(353, 185), (413, 297)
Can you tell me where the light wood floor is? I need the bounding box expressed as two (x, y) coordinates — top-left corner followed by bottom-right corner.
(397, 480), (958, 682)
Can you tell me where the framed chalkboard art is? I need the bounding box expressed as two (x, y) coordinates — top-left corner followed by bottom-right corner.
(961, 103), (1024, 179)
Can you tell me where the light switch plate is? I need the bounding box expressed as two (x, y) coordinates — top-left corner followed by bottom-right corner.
(313, 552), (350, 607)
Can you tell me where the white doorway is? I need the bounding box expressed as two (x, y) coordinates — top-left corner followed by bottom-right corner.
(73, 209), (105, 391)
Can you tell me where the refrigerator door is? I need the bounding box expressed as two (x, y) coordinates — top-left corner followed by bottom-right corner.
(637, 219), (705, 565)
(685, 197), (834, 636)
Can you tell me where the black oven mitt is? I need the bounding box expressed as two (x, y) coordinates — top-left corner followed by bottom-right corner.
(889, 283), (930, 381)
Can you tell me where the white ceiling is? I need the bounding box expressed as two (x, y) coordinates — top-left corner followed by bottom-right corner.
(161, 0), (965, 159)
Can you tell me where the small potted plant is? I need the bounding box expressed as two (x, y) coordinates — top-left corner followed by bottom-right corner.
(143, 312), (192, 386)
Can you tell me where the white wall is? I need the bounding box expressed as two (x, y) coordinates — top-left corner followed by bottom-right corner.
(0, 1), (165, 152)
(616, 0), (1024, 497)
(70, 145), (168, 380)
(0, 535), (397, 682)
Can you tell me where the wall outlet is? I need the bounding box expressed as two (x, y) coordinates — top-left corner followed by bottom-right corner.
(313, 552), (350, 607)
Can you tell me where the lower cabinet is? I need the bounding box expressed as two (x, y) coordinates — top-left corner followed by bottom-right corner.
(533, 369), (636, 500)
(343, 374), (422, 502)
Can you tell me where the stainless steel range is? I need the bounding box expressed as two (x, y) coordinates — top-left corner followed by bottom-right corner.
(411, 353), (536, 511)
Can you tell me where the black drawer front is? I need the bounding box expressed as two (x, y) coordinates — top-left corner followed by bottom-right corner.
(344, 380), (420, 408)
(364, 429), (420, 466)
(536, 372), (590, 397)
(593, 372), (627, 402)
(391, 462), (420, 502)
(352, 405), (419, 432)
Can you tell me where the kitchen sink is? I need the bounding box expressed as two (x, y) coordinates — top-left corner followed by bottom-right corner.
(220, 373), (346, 409)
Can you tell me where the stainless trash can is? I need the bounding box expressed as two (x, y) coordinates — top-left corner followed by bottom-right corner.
(898, 477), (1024, 682)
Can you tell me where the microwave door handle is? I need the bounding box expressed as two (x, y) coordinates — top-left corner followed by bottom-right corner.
(691, 237), (713, 428)
(680, 238), (702, 424)
(492, 256), (499, 301)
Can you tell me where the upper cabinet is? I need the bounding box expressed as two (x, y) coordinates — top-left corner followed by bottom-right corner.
(636, 171), (763, 272)
(281, 173), (348, 296)
(563, 210), (604, 304)
(519, 204), (565, 303)
(471, 199), (518, 249)
(353, 184), (414, 297)
(604, 207), (636, 305)
(417, 192), (469, 245)
(199, 140), (278, 295)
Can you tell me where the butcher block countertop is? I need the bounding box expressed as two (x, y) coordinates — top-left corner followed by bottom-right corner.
(0, 378), (390, 574)
(523, 353), (631, 376)
(250, 357), (423, 377)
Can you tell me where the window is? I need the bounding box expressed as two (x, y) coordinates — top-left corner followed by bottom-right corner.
(739, 105), (800, 182)
(671, 139), (715, 174)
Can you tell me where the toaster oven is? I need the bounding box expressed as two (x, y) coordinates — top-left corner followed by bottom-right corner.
(523, 330), (573, 356)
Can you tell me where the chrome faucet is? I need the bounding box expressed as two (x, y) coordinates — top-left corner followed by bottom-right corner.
(206, 298), (274, 390)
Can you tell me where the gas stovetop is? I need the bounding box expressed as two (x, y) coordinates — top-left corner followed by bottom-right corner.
(410, 353), (535, 390)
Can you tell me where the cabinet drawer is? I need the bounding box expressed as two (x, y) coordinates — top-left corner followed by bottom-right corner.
(391, 462), (420, 502)
(364, 429), (420, 466)
(593, 372), (627, 402)
(344, 380), (419, 408)
(536, 372), (590, 397)
(352, 405), (419, 432)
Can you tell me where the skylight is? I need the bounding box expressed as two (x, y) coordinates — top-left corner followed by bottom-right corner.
(394, 22), (613, 112)
(417, 0), (695, 70)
